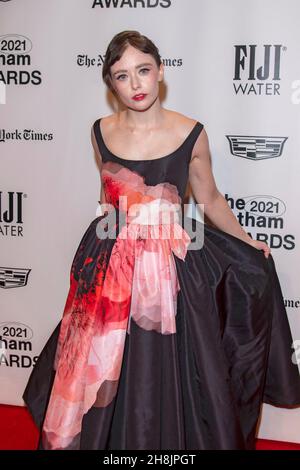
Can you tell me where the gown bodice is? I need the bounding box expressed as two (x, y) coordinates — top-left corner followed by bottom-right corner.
(93, 118), (204, 202)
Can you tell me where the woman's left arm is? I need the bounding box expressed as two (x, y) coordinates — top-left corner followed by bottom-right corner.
(188, 127), (271, 258)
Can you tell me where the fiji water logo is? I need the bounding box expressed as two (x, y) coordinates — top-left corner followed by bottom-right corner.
(226, 135), (288, 160)
(0, 191), (26, 237)
(233, 44), (285, 95)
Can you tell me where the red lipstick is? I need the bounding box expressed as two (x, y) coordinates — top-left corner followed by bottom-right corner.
(132, 94), (147, 101)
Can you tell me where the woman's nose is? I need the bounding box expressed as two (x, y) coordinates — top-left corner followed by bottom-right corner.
(130, 74), (141, 89)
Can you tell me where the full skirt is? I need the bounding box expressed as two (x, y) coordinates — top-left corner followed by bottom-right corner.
(23, 216), (300, 450)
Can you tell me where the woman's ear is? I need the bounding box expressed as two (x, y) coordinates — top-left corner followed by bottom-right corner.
(158, 63), (164, 82)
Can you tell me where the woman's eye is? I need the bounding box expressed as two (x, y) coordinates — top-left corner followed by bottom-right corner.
(116, 68), (150, 81)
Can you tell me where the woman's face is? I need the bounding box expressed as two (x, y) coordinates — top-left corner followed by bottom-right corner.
(109, 44), (164, 109)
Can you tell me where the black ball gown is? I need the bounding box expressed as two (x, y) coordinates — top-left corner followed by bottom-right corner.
(23, 118), (300, 450)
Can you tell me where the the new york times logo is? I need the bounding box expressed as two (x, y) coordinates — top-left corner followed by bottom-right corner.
(233, 44), (285, 96)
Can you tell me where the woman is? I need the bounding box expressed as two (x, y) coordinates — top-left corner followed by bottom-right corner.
(23, 30), (300, 451)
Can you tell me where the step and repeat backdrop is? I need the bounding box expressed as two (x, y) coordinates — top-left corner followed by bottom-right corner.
(1, 0), (300, 443)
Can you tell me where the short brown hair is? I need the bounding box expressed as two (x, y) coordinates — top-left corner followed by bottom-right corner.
(102, 30), (162, 94)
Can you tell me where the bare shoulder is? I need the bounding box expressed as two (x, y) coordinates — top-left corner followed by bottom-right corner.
(99, 113), (119, 132)
(165, 110), (208, 161)
(165, 109), (199, 137)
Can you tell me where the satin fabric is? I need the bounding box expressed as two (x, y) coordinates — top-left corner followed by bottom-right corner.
(22, 118), (300, 450)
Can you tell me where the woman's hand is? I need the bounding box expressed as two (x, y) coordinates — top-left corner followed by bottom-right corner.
(248, 239), (271, 259)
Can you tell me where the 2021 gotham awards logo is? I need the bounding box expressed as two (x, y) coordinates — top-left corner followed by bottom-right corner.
(0, 322), (38, 369)
(224, 193), (295, 251)
(0, 33), (51, 128)
(0, 34), (42, 86)
(91, 0), (171, 8)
